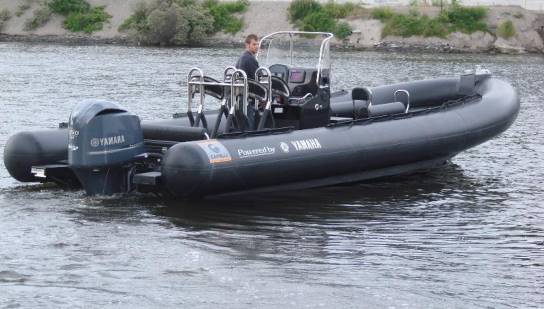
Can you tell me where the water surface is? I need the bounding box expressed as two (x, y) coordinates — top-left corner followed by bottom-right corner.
(0, 43), (543, 308)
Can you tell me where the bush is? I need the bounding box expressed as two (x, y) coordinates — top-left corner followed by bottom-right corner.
(120, 0), (215, 46)
(497, 20), (515, 39)
(439, 4), (487, 33)
(118, 2), (149, 33)
(334, 21), (352, 39)
(288, 0), (321, 22)
(374, 3), (487, 38)
(323, 1), (354, 19)
(372, 7), (393, 20)
(24, 7), (51, 31)
(204, 0), (248, 34)
(16, 3), (31, 17)
(147, 6), (179, 45)
(300, 10), (336, 32)
(63, 6), (111, 33)
(173, 4), (214, 44)
(0, 9), (11, 32)
(47, 0), (111, 33)
(49, 0), (90, 16)
(288, 0), (355, 38)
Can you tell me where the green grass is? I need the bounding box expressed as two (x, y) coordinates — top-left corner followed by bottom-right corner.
(383, 14), (448, 37)
(63, 6), (111, 33)
(334, 21), (352, 39)
(16, 3), (31, 17)
(373, 3), (488, 38)
(120, 0), (216, 46)
(204, 0), (248, 34)
(49, 0), (90, 16)
(440, 4), (487, 33)
(323, 2), (355, 19)
(118, 2), (148, 33)
(288, 0), (354, 39)
(47, 0), (111, 33)
(372, 7), (393, 20)
(301, 10), (335, 32)
(24, 7), (51, 31)
(497, 20), (515, 39)
(288, 0), (321, 22)
(0, 9), (11, 32)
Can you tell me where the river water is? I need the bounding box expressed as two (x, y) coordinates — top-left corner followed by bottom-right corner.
(0, 43), (542, 308)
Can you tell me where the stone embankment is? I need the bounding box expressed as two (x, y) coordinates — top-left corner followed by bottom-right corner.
(1, 0), (543, 54)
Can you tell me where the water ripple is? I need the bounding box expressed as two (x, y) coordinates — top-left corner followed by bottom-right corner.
(0, 43), (543, 308)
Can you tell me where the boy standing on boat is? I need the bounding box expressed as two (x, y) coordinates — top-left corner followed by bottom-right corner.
(236, 34), (260, 129)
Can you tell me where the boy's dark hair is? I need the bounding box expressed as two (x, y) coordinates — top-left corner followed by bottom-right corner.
(245, 34), (258, 44)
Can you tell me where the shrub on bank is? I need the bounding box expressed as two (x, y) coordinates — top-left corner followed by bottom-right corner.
(288, 0), (353, 39)
(22, 0), (110, 33)
(440, 4), (487, 33)
(497, 20), (515, 39)
(24, 7), (51, 31)
(323, 2), (355, 19)
(16, 3), (31, 17)
(64, 6), (111, 33)
(49, 0), (90, 16)
(373, 2), (488, 38)
(301, 10), (336, 33)
(204, 0), (248, 34)
(120, 0), (215, 46)
(288, 0), (321, 22)
(372, 7), (393, 20)
(0, 9), (11, 32)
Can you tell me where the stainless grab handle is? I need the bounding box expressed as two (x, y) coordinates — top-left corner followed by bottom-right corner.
(394, 89), (410, 113)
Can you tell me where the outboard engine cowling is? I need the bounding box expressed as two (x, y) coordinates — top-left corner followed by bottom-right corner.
(68, 100), (144, 195)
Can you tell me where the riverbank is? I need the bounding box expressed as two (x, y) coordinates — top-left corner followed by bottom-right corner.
(1, 0), (543, 54)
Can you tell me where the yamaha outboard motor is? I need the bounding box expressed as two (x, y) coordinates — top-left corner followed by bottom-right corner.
(68, 100), (144, 195)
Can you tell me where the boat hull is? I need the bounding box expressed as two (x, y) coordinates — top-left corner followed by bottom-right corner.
(3, 77), (519, 197)
(161, 78), (519, 197)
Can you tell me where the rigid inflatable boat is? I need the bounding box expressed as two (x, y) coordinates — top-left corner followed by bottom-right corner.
(3, 32), (520, 198)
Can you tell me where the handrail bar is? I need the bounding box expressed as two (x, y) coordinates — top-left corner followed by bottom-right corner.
(394, 89), (410, 113)
(230, 69), (248, 118)
(224, 66), (237, 82)
(187, 68), (204, 114)
(255, 67), (272, 105)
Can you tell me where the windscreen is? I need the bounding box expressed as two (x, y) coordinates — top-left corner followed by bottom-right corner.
(257, 32), (331, 72)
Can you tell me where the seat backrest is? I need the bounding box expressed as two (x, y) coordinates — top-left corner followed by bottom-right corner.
(190, 76), (224, 100)
(368, 102), (405, 117)
(352, 87), (371, 101)
(247, 79), (267, 102)
(271, 76), (290, 98)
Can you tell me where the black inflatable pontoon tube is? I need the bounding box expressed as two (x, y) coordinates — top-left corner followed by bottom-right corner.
(142, 124), (208, 142)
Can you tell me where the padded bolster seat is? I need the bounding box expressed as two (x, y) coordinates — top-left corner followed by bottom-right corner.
(189, 76), (224, 100)
(368, 102), (406, 117)
(247, 80), (267, 102)
(142, 124), (208, 142)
